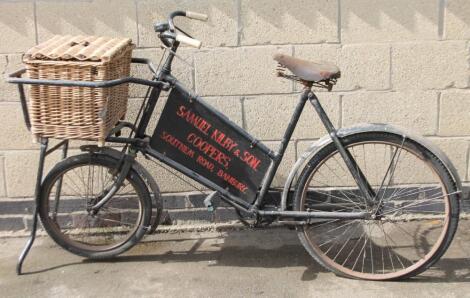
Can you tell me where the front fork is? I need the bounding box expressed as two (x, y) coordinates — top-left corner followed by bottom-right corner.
(308, 92), (377, 210)
(90, 148), (137, 212)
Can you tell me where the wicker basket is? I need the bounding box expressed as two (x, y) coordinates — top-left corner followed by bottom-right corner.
(23, 35), (134, 144)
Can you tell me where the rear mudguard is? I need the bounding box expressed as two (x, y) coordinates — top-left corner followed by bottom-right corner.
(281, 123), (463, 211)
(80, 146), (163, 234)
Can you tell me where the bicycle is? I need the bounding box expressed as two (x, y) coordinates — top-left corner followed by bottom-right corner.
(7, 10), (462, 280)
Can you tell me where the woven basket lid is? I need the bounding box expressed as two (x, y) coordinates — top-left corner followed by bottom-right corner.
(23, 35), (134, 63)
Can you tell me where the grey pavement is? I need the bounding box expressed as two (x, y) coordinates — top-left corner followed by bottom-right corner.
(2, 222), (470, 298)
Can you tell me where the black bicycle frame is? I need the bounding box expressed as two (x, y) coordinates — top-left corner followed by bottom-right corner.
(111, 43), (373, 221)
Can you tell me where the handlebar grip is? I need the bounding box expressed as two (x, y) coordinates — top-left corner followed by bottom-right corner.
(186, 11), (208, 21)
(175, 33), (202, 48)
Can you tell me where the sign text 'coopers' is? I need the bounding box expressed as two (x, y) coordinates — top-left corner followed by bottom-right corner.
(151, 88), (271, 201)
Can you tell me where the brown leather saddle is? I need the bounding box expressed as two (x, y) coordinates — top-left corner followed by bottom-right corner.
(273, 53), (341, 84)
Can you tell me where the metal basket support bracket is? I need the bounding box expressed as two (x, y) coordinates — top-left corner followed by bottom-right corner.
(16, 138), (69, 275)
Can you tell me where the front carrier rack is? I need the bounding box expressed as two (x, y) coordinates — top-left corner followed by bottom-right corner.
(5, 57), (167, 275)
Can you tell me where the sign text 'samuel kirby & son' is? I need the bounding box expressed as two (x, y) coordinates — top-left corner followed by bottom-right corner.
(151, 88), (271, 201)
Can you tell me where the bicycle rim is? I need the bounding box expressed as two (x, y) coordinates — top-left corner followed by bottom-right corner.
(42, 160), (146, 252)
(296, 135), (455, 280)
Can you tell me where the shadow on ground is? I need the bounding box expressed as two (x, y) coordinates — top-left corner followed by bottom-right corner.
(13, 224), (470, 284)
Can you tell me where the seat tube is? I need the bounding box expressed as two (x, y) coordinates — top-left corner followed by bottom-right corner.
(308, 92), (376, 207)
(252, 88), (309, 210)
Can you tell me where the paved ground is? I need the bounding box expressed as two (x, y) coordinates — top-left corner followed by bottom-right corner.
(2, 222), (470, 298)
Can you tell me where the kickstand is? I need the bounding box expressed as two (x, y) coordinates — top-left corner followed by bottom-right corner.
(16, 138), (69, 275)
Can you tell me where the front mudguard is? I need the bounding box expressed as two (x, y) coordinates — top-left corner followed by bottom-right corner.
(281, 123), (463, 211)
(80, 145), (163, 234)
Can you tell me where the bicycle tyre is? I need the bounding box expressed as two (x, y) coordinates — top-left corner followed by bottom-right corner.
(294, 131), (459, 280)
(39, 153), (152, 259)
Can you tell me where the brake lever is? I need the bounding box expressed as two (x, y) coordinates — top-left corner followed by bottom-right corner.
(174, 25), (194, 39)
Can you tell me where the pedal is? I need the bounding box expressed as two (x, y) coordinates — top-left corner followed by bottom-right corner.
(203, 191), (219, 212)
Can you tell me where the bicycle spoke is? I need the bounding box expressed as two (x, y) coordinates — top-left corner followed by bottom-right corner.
(378, 222), (408, 269)
(332, 221), (363, 262)
(46, 162), (143, 248)
(318, 220), (361, 248)
(380, 191), (457, 216)
(299, 139), (454, 279)
(376, 138), (405, 208)
(310, 175), (364, 204)
(341, 230), (366, 267)
(324, 221), (360, 256)
(305, 188), (367, 210)
(383, 186), (442, 204)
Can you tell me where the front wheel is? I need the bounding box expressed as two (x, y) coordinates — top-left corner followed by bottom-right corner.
(39, 153), (152, 259)
(294, 132), (459, 280)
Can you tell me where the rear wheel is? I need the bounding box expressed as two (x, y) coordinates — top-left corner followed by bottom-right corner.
(294, 132), (459, 280)
(39, 153), (152, 258)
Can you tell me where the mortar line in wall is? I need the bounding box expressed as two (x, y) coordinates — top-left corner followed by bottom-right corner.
(5, 39), (470, 56)
(389, 46), (393, 90)
(466, 40), (470, 88)
(427, 136), (470, 140)
(294, 139), (299, 161)
(167, 207), (235, 212)
(466, 142), (470, 181)
(184, 89), (401, 98)
(294, 143), (300, 183)
(436, 91), (441, 135)
(3, 38), (468, 56)
(260, 139), (288, 143)
(240, 96), (246, 129)
(2, 152), (9, 197)
(134, 0), (140, 47)
(134, 42), (345, 51)
(5, 87), (462, 105)
(0, 214), (26, 219)
(191, 55), (196, 91)
(161, 190), (212, 196)
(1, 156), (7, 199)
(291, 45), (296, 92)
(337, 0), (341, 43)
(235, 0), (242, 46)
(0, 89), (402, 103)
(0, 196), (39, 202)
(438, 0), (447, 40)
(295, 138), (320, 142)
(0, 208), (237, 219)
(4, 55), (9, 76)
(33, 0), (39, 45)
(193, 57), (198, 93)
(338, 94), (343, 128)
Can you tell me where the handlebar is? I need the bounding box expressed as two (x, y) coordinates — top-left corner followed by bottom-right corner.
(155, 10), (208, 48)
(186, 11), (209, 21)
(175, 33), (202, 49)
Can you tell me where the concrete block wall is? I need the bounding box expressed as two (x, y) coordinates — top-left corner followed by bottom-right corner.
(1, 0), (470, 230)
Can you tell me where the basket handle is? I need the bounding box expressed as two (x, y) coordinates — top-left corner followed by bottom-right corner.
(70, 41), (90, 47)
